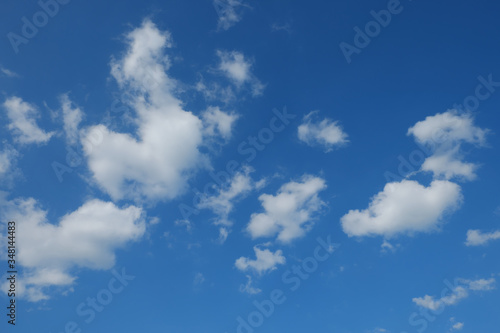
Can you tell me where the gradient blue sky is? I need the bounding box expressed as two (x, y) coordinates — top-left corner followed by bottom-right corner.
(1, 0), (500, 332)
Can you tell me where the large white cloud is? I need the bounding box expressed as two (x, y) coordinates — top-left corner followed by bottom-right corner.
(83, 20), (237, 202)
(0, 194), (145, 302)
(3, 96), (54, 145)
(341, 180), (462, 238)
(246, 175), (326, 243)
(341, 111), (487, 239)
(298, 111), (348, 152)
(235, 245), (286, 275)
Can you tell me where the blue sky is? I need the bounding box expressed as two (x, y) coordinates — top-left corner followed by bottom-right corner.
(1, 0), (500, 332)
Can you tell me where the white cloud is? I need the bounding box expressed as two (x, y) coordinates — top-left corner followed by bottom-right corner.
(218, 227), (229, 244)
(381, 240), (398, 253)
(0, 195), (145, 301)
(0, 147), (18, 178)
(408, 111), (488, 181)
(214, 0), (248, 31)
(341, 180), (462, 238)
(175, 219), (192, 232)
(408, 111), (487, 146)
(3, 96), (54, 145)
(83, 20), (237, 202)
(451, 322), (464, 331)
(369, 329), (389, 333)
(198, 166), (265, 228)
(0, 66), (19, 78)
(235, 245), (285, 274)
(271, 22), (292, 34)
(217, 50), (264, 96)
(341, 111), (488, 239)
(59, 94), (84, 145)
(465, 229), (500, 246)
(193, 272), (205, 286)
(420, 149), (477, 181)
(202, 106), (239, 140)
(239, 275), (262, 295)
(298, 111), (348, 151)
(413, 278), (496, 311)
(466, 278), (496, 291)
(246, 175), (327, 243)
(413, 287), (468, 311)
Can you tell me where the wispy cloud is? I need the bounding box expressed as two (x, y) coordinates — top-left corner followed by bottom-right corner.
(214, 0), (249, 31)
(413, 278), (496, 311)
(0, 66), (19, 78)
(235, 245), (286, 275)
(217, 50), (265, 97)
(3, 96), (55, 145)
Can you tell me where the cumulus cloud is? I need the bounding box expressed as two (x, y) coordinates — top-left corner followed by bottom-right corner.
(0, 195), (145, 302)
(420, 150), (477, 181)
(412, 278), (496, 311)
(341, 180), (462, 238)
(3, 96), (54, 145)
(341, 111), (487, 239)
(465, 229), (500, 246)
(298, 111), (348, 151)
(235, 245), (285, 275)
(202, 106), (239, 140)
(59, 94), (84, 145)
(408, 111), (488, 181)
(83, 20), (237, 202)
(246, 175), (326, 243)
(217, 50), (264, 96)
(213, 0), (248, 31)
